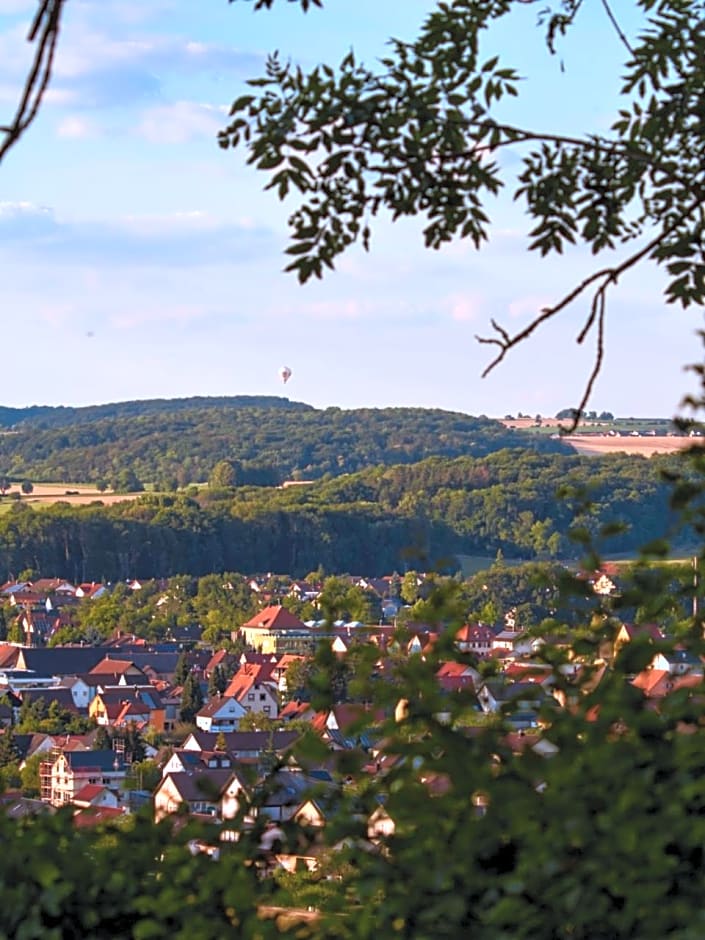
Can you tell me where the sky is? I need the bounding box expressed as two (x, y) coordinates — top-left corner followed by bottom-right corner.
(0, 0), (699, 419)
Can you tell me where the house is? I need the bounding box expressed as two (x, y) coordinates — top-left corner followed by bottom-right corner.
(182, 730), (299, 761)
(455, 623), (495, 657)
(0, 581), (32, 597)
(11, 732), (56, 766)
(73, 805), (127, 828)
(491, 629), (534, 657)
(0, 791), (53, 819)
(12, 647), (112, 677)
(42, 750), (126, 806)
(650, 646), (703, 676)
(238, 605), (315, 655)
(279, 699), (315, 723)
(368, 804), (395, 841)
(14, 609), (64, 647)
(224, 666), (279, 719)
(75, 582), (108, 599)
(58, 676), (95, 710)
(293, 798), (327, 829)
(89, 688), (165, 731)
(613, 623), (665, 658)
(476, 679), (549, 728)
(632, 668), (702, 700)
(272, 654), (306, 694)
(72, 784), (120, 810)
(317, 705), (385, 750)
(88, 657), (148, 680)
(435, 661), (479, 694)
(204, 649), (237, 680)
(153, 769), (248, 822)
(32, 579), (77, 598)
(161, 749), (234, 777)
(287, 581), (321, 603)
(260, 769), (331, 823)
(195, 696), (247, 732)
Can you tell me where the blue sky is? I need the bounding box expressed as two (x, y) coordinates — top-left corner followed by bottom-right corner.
(0, 0), (697, 418)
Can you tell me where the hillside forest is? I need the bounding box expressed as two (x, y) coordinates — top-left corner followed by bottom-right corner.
(0, 397), (685, 582)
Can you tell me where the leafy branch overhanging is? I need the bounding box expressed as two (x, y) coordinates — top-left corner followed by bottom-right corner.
(222, 0), (705, 421)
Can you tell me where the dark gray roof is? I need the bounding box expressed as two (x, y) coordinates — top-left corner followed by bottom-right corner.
(16, 647), (114, 677)
(163, 769), (240, 802)
(64, 750), (126, 772)
(261, 769), (333, 809)
(186, 730), (299, 756)
(19, 688), (85, 713)
(11, 732), (51, 761)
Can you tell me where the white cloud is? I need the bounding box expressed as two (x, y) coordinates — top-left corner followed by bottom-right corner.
(0, 201), (276, 267)
(0, 11), (262, 112)
(0, 0), (34, 14)
(56, 115), (96, 138)
(448, 294), (483, 322)
(136, 100), (227, 144)
(0, 199), (49, 216)
(110, 302), (208, 330)
(507, 295), (552, 320)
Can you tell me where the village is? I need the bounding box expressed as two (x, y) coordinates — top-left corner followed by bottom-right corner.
(0, 569), (693, 876)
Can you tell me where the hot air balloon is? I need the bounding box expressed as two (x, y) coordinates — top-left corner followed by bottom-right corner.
(279, 365), (292, 384)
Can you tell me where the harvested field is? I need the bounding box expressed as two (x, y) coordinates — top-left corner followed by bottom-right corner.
(564, 435), (703, 457)
(5, 483), (143, 507)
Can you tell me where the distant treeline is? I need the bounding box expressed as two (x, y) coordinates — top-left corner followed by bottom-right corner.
(0, 397), (566, 488)
(0, 450), (681, 582)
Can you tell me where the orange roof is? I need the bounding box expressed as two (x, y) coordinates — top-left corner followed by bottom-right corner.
(276, 653), (306, 669)
(89, 658), (135, 675)
(632, 669), (702, 699)
(279, 700), (312, 720)
(436, 662), (472, 678)
(241, 605), (307, 631)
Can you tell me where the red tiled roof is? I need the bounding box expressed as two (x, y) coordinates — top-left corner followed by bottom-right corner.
(73, 806), (124, 828)
(73, 783), (108, 804)
(241, 605), (307, 631)
(456, 623), (495, 642)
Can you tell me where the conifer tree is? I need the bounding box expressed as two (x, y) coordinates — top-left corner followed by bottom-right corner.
(179, 674), (203, 724)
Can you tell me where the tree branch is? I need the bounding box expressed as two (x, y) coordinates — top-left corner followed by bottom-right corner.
(476, 194), (704, 425)
(600, 0), (635, 57)
(0, 0), (65, 166)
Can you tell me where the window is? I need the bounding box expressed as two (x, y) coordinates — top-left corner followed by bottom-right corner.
(260, 693), (266, 701)
(247, 693), (254, 701)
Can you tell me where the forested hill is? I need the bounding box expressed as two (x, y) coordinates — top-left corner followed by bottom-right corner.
(0, 450), (680, 582)
(0, 398), (567, 487)
(0, 396), (310, 429)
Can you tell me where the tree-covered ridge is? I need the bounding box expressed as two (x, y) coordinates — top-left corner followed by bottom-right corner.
(0, 449), (680, 582)
(0, 400), (567, 487)
(0, 396), (311, 429)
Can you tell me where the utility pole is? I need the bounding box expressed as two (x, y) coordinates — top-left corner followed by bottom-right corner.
(693, 555), (699, 622)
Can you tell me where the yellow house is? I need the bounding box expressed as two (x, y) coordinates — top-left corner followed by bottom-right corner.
(239, 605), (315, 654)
